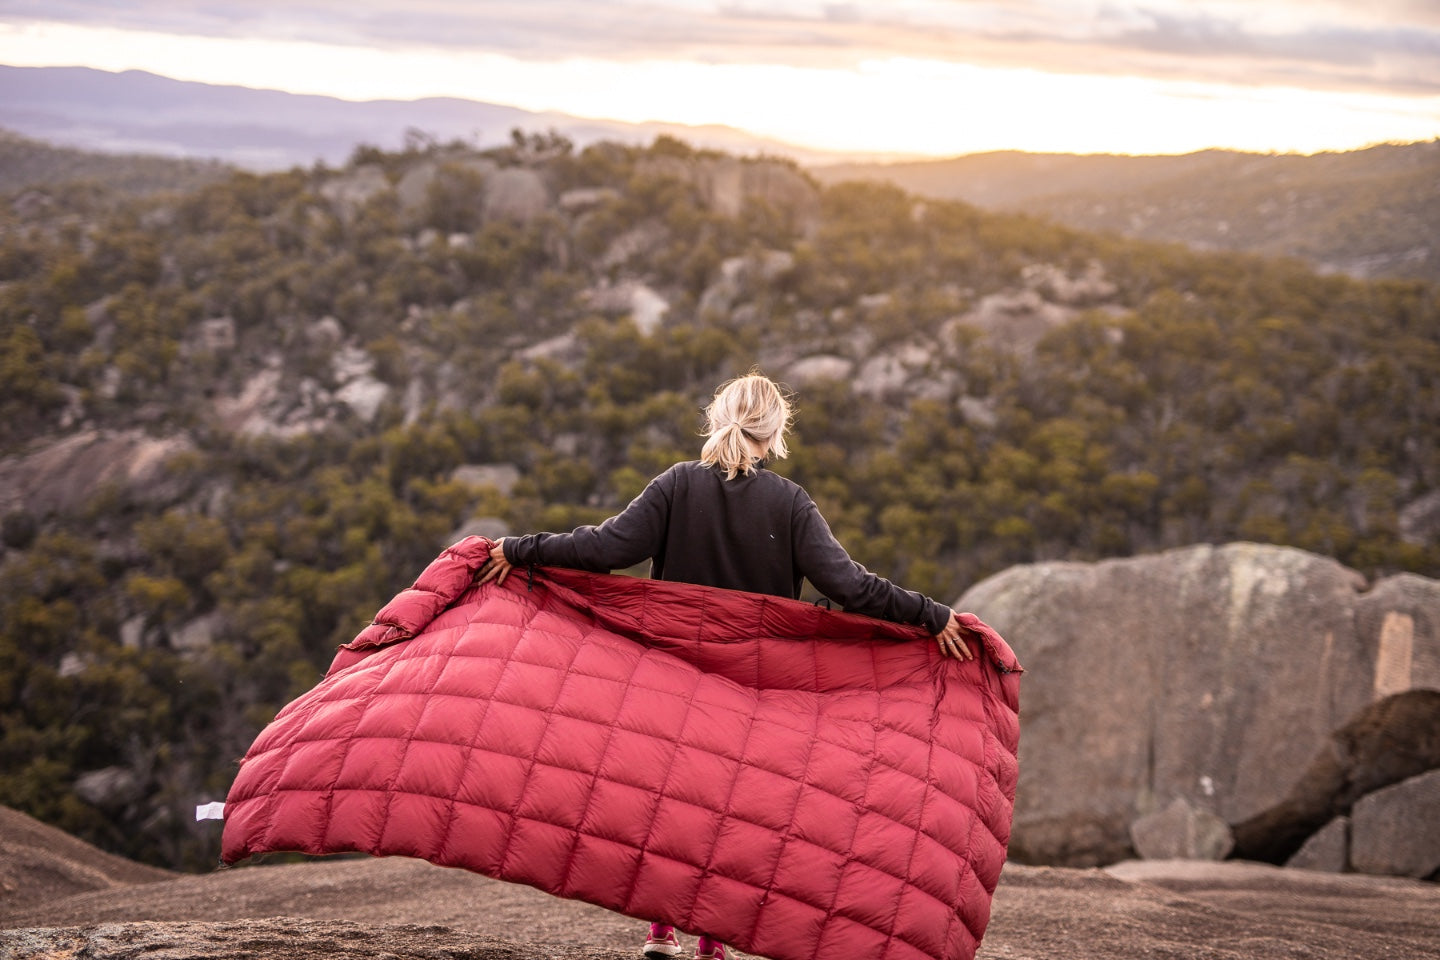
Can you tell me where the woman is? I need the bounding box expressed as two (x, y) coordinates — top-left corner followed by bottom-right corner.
(479, 372), (972, 960)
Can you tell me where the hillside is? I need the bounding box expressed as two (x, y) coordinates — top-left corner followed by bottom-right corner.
(0, 128), (231, 196)
(1, 133), (1438, 872)
(810, 141), (1440, 284)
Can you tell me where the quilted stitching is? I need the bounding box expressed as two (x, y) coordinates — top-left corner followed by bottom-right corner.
(223, 539), (1022, 960)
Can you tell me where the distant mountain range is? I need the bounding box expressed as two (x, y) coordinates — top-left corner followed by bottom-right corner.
(5, 64), (1437, 284)
(0, 65), (892, 170)
(812, 142), (1440, 283)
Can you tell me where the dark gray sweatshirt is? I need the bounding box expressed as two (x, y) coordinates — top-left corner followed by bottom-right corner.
(503, 460), (950, 634)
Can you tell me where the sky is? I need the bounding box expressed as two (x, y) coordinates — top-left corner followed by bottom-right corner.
(1, 1), (1438, 158)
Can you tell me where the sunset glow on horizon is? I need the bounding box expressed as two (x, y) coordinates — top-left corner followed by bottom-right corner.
(2, 2), (1438, 159)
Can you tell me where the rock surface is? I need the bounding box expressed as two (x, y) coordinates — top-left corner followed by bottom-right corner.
(1400, 490), (1440, 547)
(1350, 770), (1440, 878)
(482, 168), (550, 224)
(956, 542), (1440, 866)
(947, 288), (1078, 357)
(319, 165), (389, 223)
(1, 919), (565, 960)
(3, 828), (1439, 960)
(853, 344), (933, 399)
(637, 157), (820, 236)
(0, 430), (195, 518)
(450, 464), (521, 496)
(785, 355), (854, 385)
(1020, 260), (1117, 305)
(70, 768), (144, 811)
(4, 804), (1440, 960)
(1129, 797), (1234, 861)
(1233, 687), (1440, 864)
(585, 280), (670, 335)
(0, 806), (172, 912)
(1287, 816), (1350, 873)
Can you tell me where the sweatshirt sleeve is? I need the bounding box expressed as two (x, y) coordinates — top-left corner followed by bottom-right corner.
(792, 491), (951, 634)
(503, 469), (673, 572)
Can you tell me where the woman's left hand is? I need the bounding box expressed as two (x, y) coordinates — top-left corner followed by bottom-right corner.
(934, 609), (975, 660)
(477, 539), (514, 587)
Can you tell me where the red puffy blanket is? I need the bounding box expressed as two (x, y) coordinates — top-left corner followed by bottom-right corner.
(222, 537), (1022, 960)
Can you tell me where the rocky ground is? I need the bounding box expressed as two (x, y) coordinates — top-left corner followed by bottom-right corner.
(3, 808), (1439, 960)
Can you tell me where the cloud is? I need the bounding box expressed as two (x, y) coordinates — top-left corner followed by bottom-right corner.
(1102, 9), (1440, 75)
(987, 7), (1440, 94)
(5, 0), (1440, 96)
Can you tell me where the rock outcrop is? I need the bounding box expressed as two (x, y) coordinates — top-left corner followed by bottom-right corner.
(450, 464), (521, 496)
(956, 542), (1440, 868)
(482, 167), (550, 224)
(0, 430), (194, 519)
(697, 249), (795, 319)
(0, 805), (172, 913)
(318, 164), (389, 223)
(1350, 770), (1440, 879)
(1129, 797), (1234, 861)
(1232, 686), (1440, 866)
(785, 354), (854, 386)
(946, 288), (1078, 357)
(1400, 490), (1440, 547)
(584, 281), (670, 335)
(1286, 816), (1350, 873)
(637, 156), (819, 236)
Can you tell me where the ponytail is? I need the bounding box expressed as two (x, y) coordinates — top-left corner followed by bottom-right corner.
(700, 422), (754, 480)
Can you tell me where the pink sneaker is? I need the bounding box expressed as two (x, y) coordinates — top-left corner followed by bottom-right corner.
(694, 935), (726, 960)
(643, 922), (681, 958)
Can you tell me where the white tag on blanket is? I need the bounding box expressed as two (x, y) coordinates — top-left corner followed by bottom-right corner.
(194, 801), (226, 821)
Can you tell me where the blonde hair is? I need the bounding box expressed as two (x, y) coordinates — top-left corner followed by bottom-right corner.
(700, 373), (793, 479)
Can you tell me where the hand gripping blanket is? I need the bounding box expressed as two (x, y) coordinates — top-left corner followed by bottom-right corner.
(222, 537), (1022, 960)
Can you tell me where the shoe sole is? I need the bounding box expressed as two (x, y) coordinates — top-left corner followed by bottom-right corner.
(642, 946), (682, 959)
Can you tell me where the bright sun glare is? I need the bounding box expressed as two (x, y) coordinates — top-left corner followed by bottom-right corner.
(2, 20), (1438, 156)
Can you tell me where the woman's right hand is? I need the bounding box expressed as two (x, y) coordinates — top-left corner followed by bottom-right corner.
(477, 538), (514, 587)
(934, 609), (975, 660)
